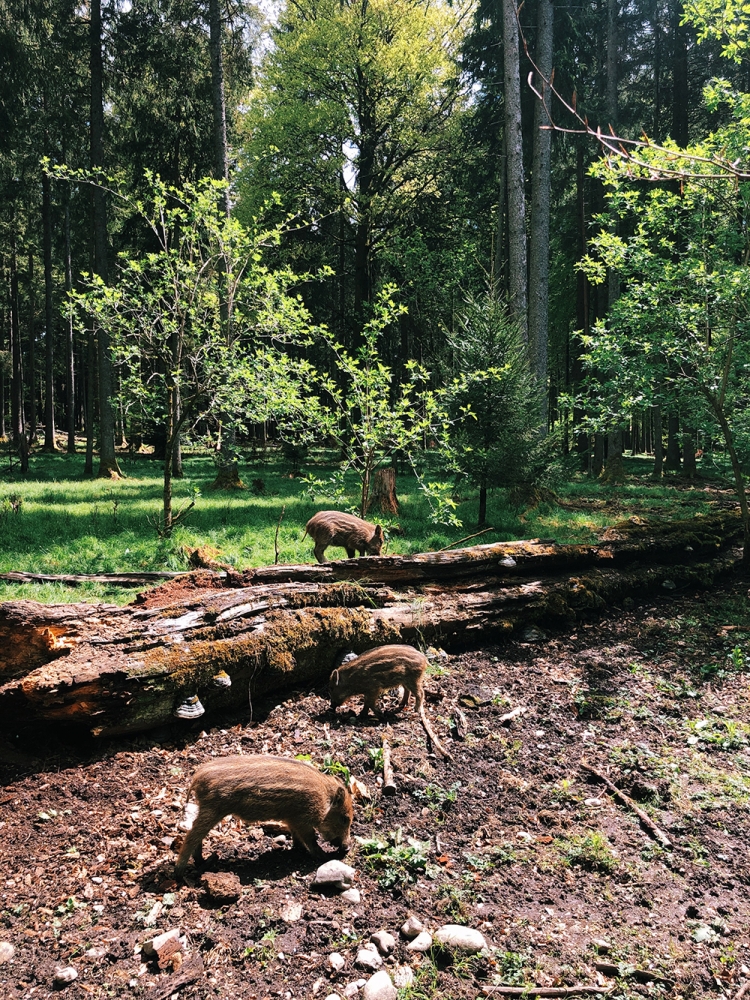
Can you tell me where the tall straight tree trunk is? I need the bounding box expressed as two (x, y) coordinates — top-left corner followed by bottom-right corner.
(90, 0), (120, 479)
(493, 154), (507, 291)
(528, 0), (554, 432)
(682, 428), (697, 478)
(27, 252), (36, 444)
(64, 194), (76, 453)
(0, 278), (6, 441)
(501, 0), (528, 342)
(671, 0), (689, 146)
(42, 171), (57, 452)
(665, 412), (681, 471)
(10, 240), (28, 473)
(208, 0), (230, 216)
(84, 329), (96, 476)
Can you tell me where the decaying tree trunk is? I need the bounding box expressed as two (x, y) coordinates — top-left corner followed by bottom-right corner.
(0, 512), (742, 737)
(368, 468), (399, 516)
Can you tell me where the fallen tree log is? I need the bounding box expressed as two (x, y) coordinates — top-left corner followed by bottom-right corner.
(0, 512), (742, 737)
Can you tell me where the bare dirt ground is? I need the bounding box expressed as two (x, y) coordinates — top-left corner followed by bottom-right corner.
(1, 573), (749, 1000)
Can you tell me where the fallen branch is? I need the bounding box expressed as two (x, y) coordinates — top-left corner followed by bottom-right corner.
(479, 987), (614, 997)
(418, 701), (453, 761)
(735, 982), (750, 1000)
(581, 761), (672, 848)
(382, 736), (396, 796)
(437, 527), (496, 551)
(0, 570), (193, 587)
(595, 962), (674, 988)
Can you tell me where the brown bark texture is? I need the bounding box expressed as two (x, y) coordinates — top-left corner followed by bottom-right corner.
(0, 512), (742, 738)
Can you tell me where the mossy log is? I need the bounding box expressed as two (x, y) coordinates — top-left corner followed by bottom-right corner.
(0, 511), (742, 737)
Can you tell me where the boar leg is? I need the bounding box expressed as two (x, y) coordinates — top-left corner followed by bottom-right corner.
(345, 547), (356, 558)
(287, 824), (324, 857)
(313, 543), (328, 563)
(175, 808), (222, 876)
(360, 694), (383, 719)
(397, 685), (411, 711)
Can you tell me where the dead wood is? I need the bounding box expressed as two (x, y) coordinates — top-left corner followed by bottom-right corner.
(0, 570), (191, 587)
(147, 954), (205, 1000)
(594, 962), (674, 987)
(581, 761), (672, 848)
(0, 511), (743, 737)
(479, 987), (614, 997)
(382, 737), (396, 796)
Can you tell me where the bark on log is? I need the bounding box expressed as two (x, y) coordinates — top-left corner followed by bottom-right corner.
(0, 512), (742, 737)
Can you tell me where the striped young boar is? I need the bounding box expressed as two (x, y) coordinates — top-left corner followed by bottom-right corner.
(304, 510), (385, 563)
(329, 644), (453, 760)
(174, 755), (353, 877)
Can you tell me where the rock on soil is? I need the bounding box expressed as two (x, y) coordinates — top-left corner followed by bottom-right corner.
(400, 915), (425, 939)
(200, 871), (241, 903)
(370, 930), (396, 955)
(311, 860), (356, 892)
(433, 924), (488, 952)
(0, 943), (14, 964)
(362, 970), (397, 1000)
(406, 930), (433, 952)
(355, 945), (383, 971)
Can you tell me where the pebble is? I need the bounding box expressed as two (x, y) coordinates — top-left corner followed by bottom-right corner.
(370, 930), (396, 955)
(341, 887), (361, 904)
(343, 981), (366, 997)
(84, 946), (107, 960)
(311, 860), (356, 892)
(433, 925), (488, 952)
(53, 967), (78, 987)
(400, 915), (425, 939)
(329, 952), (346, 973)
(325, 995), (343, 1000)
(362, 970), (397, 1000)
(355, 946), (383, 971)
(280, 901), (303, 923)
(392, 965), (414, 988)
(0, 942), (14, 964)
(406, 931), (433, 952)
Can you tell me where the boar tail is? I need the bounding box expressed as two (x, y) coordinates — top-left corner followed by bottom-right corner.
(418, 704), (453, 761)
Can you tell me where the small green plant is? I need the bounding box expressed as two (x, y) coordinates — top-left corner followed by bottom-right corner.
(729, 645), (749, 671)
(686, 717), (750, 751)
(367, 746), (385, 772)
(490, 843), (518, 865)
(356, 828), (431, 889)
(437, 884), (473, 922)
(551, 778), (578, 803)
(243, 929), (278, 968)
(492, 950), (531, 986)
(562, 831), (619, 873)
(463, 851), (495, 873)
(320, 753), (351, 784)
(412, 781), (461, 813)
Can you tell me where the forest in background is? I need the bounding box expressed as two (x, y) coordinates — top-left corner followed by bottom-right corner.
(2, 0), (750, 539)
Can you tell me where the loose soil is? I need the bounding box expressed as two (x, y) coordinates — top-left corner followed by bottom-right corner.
(1, 574), (749, 1000)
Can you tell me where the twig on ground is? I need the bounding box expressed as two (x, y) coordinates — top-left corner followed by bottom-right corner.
(735, 981), (750, 1000)
(382, 736), (396, 796)
(581, 761), (671, 848)
(437, 526), (496, 551)
(478, 987), (614, 997)
(147, 954), (205, 1000)
(595, 962), (674, 987)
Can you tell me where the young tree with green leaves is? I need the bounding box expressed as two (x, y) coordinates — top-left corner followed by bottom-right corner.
(67, 172), (322, 535)
(441, 285), (544, 526)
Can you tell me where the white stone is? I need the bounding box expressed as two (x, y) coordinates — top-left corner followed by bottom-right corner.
(343, 984), (360, 998)
(325, 995), (343, 1000)
(355, 947), (383, 971)
(329, 952), (346, 972)
(392, 964), (414, 988)
(53, 967), (78, 987)
(406, 931), (433, 952)
(400, 915), (425, 939)
(370, 930), (396, 955)
(433, 925), (488, 952)
(362, 970), (397, 1000)
(341, 887), (361, 904)
(280, 901), (303, 923)
(0, 942), (14, 964)
(311, 860), (356, 892)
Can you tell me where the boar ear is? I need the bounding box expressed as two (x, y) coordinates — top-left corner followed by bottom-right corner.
(330, 669), (340, 687)
(374, 525), (384, 540)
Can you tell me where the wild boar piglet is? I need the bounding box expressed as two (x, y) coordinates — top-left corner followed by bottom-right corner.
(174, 755), (353, 877)
(328, 643), (427, 718)
(304, 510), (384, 563)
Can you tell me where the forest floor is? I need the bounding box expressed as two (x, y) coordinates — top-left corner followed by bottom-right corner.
(1, 569), (749, 1000)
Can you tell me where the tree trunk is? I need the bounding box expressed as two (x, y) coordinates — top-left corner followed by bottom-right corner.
(671, 0), (689, 146)
(368, 468), (398, 517)
(652, 404), (663, 478)
(601, 428), (625, 482)
(478, 483), (488, 527)
(208, 0), (230, 217)
(64, 192), (76, 453)
(593, 433), (605, 477)
(84, 328), (96, 476)
(528, 0), (554, 432)
(501, 0), (528, 341)
(90, 0), (120, 480)
(682, 428), (697, 478)
(42, 171), (57, 452)
(0, 511), (742, 737)
(665, 412), (681, 471)
(27, 252), (37, 444)
(10, 239), (28, 473)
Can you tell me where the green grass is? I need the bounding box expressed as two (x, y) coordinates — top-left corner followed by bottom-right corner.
(0, 446), (721, 605)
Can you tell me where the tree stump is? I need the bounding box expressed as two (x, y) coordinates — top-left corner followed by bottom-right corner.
(369, 468), (399, 515)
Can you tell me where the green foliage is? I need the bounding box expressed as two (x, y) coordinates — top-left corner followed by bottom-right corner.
(300, 286), (459, 523)
(440, 285), (547, 522)
(562, 831), (619, 873)
(356, 828), (431, 889)
(412, 781), (461, 813)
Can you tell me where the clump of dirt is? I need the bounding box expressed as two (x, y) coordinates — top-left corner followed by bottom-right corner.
(1, 577), (749, 999)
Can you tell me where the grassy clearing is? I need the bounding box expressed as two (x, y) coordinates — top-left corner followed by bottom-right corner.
(0, 447), (722, 604)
